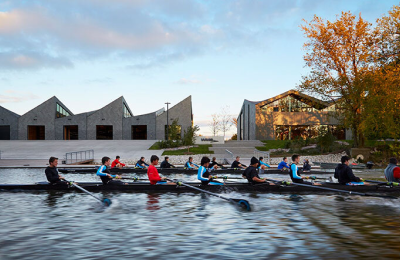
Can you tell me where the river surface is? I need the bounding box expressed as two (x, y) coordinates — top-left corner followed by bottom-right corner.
(0, 168), (399, 259)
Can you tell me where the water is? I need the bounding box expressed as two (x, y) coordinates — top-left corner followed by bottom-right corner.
(0, 169), (399, 259)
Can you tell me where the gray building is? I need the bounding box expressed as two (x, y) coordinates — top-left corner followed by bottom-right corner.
(0, 96), (193, 140)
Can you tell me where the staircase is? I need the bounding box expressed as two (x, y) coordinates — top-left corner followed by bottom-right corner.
(210, 140), (265, 165)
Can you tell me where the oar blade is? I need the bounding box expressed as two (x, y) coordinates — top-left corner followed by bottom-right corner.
(230, 198), (251, 211)
(102, 198), (112, 206)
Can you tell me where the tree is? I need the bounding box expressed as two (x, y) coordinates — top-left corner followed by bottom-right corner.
(183, 125), (200, 146)
(232, 118), (238, 128)
(298, 11), (378, 147)
(219, 106), (233, 139)
(208, 113), (221, 136)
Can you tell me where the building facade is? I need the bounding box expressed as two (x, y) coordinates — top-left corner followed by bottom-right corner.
(237, 90), (351, 141)
(0, 96), (193, 140)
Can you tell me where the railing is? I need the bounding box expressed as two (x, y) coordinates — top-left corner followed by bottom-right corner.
(65, 150), (94, 165)
(254, 149), (270, 165)
(224, 149), (234, 165)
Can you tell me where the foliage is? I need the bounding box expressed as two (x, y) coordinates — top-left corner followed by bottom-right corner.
(315, 127), (337, 153)
(182, 125), (200, 146)
(298, 7), (400, 147)
(219, 106), (233, 138)
(166, 119), (181, 141)
(162, 145), (214, 156)
(256, 140), (290, 151)
(230, 134), (238, 140)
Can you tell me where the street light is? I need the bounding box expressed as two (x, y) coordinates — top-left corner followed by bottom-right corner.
(165, 102), (170, 140)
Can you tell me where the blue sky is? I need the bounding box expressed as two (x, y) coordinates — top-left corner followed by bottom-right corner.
(0, 0), (398, 137)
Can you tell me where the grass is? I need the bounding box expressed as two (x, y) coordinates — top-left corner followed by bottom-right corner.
(162, 145), (213, 155)
(148, 142), (162, 150)
(256, 140), (288, 151)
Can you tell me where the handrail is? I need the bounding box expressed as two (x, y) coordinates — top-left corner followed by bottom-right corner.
(65, 150), (94, 165)
(254, 149), (270, 165)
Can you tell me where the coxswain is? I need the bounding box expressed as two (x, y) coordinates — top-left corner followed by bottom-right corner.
(290, 154), (321, 185)
(185, 157), (199, 169)
(111, 155), (126, 168)
(258, 157), (271, 170)
(242, 157), (272, 185)
(334, 156), (363, 185)
(136, 157), (149, 169)
(45, 157), (65, 185)
(97, 156), (122, 185)
(209, 157), (223, 169)
(147, 155), (175, 185)
(197, 156), (223, 185)
(303, 159), (311, 172)
(160, 156), (175, 168)
(384, 157), (400, 182)
(277, 157), (290, 171)
(231, 156), (246, 169)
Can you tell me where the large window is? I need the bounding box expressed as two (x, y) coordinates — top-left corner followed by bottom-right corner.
(132, 125), (147, 140)
(56, 103), (70, 118)
(28, 126), (45, 140)
(275, 125), (345, 140)
(0, 125), (10, 140)
(123, 104), (132, 118)
(96, 125), (113, 140)
(64, 125), (78, 140)
(262, 95), (323, 113)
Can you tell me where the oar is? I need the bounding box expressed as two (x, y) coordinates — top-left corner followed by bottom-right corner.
(265, 178), (398, 199)
(166, 178), (251, 211)
(65, 180), (112, 206)
(214, 176), (244, 180)
(365, 180), (400, 186)
(119, 177), (148, 181)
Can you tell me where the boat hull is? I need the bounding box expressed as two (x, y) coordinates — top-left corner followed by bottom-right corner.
(0, 182), (398, 196)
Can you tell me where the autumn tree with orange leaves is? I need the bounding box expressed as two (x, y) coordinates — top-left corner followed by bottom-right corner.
(298, 7), (400, 147)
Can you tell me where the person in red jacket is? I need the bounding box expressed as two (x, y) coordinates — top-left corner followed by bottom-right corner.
(147, 155), (175, 185)
(111, 156), (126, 168)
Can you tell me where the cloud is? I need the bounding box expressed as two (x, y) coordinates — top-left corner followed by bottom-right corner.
(0, 90), (40, 103)
(0, 0), (393, 71)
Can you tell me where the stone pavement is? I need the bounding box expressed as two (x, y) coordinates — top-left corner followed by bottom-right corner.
(0, 140), (163, 166)
(210, 140), (265, 165)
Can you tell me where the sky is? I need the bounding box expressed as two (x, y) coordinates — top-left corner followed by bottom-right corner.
(0, 0), (398, 138)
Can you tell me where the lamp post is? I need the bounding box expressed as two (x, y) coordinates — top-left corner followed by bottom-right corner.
(165, 102), (170, 140)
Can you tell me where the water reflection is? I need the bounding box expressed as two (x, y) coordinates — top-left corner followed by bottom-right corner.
(146, 193), (160, 211)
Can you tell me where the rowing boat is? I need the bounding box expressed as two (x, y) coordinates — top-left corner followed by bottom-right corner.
(1, 182), (398, 195)
(58, 167), (331, 175)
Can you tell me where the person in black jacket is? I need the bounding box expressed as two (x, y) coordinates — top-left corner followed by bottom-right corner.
(242, 157), (271, 185)
(231, 156), (246, 169)
(160, 157), (175, 168)
(334, 156), (363, 185)
(209, 157), (223, 169)
(45, 157), (65, 184)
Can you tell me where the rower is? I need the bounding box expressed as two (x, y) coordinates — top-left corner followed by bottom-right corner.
(334, 156), (363, 185)
(243, 157), (272, 185)
(258, 157), (271, 170)
(185, 157), (199, 169)
(160, 156), (175, 168)
(97, 156), (122, 185)
(197, 156), (223, 185)
(45, 157), (66, 185)
(384, 157), (400, 182)
(136, 157), (149, 169)
(111, 155), (126, 168)
(277, 157), (290, 171)
(290, 155), (321, 185)
(147, 155), (175, 185)
(209, 157), (223, 169)
(303, 159), (311, 172)
(231, 156), (246, 169)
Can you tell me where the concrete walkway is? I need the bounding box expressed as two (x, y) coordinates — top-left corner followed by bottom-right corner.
(0, 140), (163, 166)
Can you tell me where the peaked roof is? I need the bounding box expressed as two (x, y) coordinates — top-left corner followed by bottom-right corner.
(21, 96), (74, 116)
(0, 105), (20, 117)
(256, 90), (330, 110)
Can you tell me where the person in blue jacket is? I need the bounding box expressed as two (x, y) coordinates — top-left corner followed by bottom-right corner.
(258, 157), (271, 170)
(197, 156), (222, 185)
(186, 157), (199, 169)
(277, 157), (290, 171)
(136, 157), (149, 169)
(97, 156), (122, 185)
